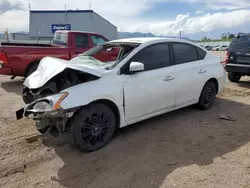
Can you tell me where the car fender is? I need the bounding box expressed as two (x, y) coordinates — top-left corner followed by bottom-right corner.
(59, 78), (126, 127)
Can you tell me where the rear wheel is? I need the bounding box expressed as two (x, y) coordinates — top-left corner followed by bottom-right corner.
(67, 103), (117, 152)
(197, 81), (216, 110)
(228, 72), (241, 83)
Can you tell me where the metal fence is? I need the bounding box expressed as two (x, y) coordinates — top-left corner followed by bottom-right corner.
(196, 41), (231, 47)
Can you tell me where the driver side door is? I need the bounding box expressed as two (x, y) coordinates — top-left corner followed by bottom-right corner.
(121, 43), (176, 124)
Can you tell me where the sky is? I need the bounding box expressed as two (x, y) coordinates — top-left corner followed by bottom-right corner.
(0, 0), (250, 39)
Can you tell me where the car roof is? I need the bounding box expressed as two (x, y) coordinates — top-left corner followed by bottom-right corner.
(110, 37), (193, 44)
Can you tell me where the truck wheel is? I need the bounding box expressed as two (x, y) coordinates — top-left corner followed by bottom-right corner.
(67, 103), (117, 152)
(197, 81), (216, 110)
(228, 72), (241, 83)
(25, 63), (39, 78)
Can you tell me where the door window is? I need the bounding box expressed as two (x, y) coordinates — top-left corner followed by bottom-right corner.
(172, 43), (199, 64)
(91, 35), (106, 46)
(75, 34), (89, 48)
(195, 47), (206, 59)
(131, 43), (170, 71)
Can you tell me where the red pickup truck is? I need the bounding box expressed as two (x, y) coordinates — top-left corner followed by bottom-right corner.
(0, 30), (116, 78)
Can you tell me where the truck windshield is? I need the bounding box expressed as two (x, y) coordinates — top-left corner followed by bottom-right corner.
(53, 33), (68, 46)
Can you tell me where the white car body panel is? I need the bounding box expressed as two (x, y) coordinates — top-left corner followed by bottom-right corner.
(25, 38), (227, 129)
(122, 66), (175, 123)
(24, 56), (105, 89)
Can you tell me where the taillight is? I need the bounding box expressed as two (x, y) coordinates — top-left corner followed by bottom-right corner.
(225, 51), (229, 64)
(0, 52), (8, 64)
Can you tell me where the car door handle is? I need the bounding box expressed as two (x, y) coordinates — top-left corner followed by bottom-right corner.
(198, 69), (206, 74)
(164, 76), (175, 81)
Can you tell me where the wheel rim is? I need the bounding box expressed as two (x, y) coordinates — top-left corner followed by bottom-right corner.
(203, 86), (215, 105)
(80, 111), (113, 148)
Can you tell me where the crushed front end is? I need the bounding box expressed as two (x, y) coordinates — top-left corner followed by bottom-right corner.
(16, 92), (78, 137)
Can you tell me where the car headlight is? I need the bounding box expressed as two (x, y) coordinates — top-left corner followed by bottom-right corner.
(33, 100), (51, 111)
(33, 92), (68, 111)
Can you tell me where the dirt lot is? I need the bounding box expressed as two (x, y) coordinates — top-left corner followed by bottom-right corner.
(1, 51), (250, 188)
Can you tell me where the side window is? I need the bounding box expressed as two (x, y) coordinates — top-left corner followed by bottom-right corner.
(196, 47), (206, 59)
(91, 35), (106, 46)
(131, 43), (170, 71)
(172, 43), (199, 64)
(75, 34), (89, 48)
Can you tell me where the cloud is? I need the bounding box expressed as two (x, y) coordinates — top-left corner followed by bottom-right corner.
(1, 0), (250, 37)
(0, 0), (24, 13)
(132, 9), (250, 36)
(196, 10), (204, 14)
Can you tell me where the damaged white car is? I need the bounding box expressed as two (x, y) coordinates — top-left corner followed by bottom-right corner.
(16, 38), (226, 152)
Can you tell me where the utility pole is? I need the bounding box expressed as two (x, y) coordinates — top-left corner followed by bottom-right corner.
(5, 28), (9, 42)
(64, 4), (67, 23)
(179, 30), (182, 39)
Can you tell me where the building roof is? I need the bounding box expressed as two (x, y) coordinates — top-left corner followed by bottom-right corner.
(29, 9), (116, 28)
(30, 10), (93, 13)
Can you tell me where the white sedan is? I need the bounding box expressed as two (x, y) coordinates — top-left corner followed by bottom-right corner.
(17, 38), (226, 152)
(212, 45), (229, 51)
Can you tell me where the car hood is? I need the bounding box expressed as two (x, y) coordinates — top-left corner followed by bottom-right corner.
(24, 56), (107, 89)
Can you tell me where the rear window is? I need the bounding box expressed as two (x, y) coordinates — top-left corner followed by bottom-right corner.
(230, 35), (250, 51)
(196, 47), (206, 59)
(53, 33), (68, 46)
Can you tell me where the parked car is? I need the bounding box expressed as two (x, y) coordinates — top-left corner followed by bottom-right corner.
(225, 34), (250, 82)
(212, 45), (229, 51)
(204, 45), (213, 51)
(0, 30), (116, 78)
(16, 38), (226, 152)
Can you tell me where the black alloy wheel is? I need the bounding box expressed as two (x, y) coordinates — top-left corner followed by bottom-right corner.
(198, 81), (216, 110)
(68, 103), (116, 152)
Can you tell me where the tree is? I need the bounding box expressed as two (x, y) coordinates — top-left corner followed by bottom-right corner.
(201, 37), (208, 41)
(229, 34), (235, 39)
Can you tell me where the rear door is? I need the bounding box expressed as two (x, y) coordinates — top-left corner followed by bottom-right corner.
(171, 42), (207, 106)
(70, 33), (90, 58)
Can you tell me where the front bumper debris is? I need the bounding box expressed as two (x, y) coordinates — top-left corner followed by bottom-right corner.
(16, 99), (78, 137)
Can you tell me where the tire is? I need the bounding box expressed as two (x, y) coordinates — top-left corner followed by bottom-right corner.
(228, 72), (241, 83)
(25, 63), (39, 78)
(197, 81), (216, 110)
(216, 48), (219, 51)
(67, 103), (117, 152)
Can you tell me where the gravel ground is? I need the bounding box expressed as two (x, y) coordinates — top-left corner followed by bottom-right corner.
(1, 51), (250, 188)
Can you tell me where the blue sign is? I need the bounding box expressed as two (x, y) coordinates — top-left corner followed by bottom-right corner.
(51, 24), (71, 33)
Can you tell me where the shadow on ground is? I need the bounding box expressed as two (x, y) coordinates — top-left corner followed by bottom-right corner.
(1, 80), (23, 95)
(237, 80), (250, 89)
(40, 97), (250, 188)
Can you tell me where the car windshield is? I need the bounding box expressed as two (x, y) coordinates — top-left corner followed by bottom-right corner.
(78, 42), (140, 69)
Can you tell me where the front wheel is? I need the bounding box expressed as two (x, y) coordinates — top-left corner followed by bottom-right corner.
(228, 72), (241, 83)
(67, 103), (117, 152)
(197, 81), (216, 110)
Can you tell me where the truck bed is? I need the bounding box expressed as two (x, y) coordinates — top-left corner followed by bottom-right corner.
(0, 42), (53, 47)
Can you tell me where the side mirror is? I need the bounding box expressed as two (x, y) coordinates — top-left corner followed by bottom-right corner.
(129, 62), (144, 72)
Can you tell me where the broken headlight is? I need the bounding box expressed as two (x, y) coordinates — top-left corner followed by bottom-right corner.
(31, 92), (68, 112)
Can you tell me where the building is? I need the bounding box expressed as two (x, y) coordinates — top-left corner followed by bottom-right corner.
(29, 10), (117, 40)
